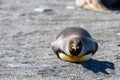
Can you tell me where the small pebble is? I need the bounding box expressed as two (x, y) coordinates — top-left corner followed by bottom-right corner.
(34, 7), (53, 13)
(116, 33), (120, 36)
(117, 44), (120, 47)
(66, 6), (76, 10)
(16, 12), (26, 16)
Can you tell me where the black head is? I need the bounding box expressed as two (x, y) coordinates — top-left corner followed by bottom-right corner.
(68, 38), (82, 56)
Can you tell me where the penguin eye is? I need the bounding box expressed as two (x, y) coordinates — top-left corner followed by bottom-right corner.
(70, 44), (74, 49)
(76, 46), (79, 49)
(69, 41), (74, 49)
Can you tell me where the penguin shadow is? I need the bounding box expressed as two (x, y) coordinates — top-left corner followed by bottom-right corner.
(77, 59), (115, 75)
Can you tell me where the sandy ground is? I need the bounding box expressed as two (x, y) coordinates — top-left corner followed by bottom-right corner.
(0, 0), (120, 80)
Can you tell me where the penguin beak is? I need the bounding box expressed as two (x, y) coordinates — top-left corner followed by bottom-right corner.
(71, 42), (77, 51)
(74, 44), (77, 51)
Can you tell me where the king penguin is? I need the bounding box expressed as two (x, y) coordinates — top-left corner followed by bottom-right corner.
(51, 27), (98, 62)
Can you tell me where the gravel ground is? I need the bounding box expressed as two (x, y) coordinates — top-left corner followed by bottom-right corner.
(0, 0), (120, 80)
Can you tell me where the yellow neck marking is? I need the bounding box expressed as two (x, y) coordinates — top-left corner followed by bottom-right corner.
(59, 53), (92, 62)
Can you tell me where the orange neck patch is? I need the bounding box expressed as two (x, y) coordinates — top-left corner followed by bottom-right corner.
(59, 53), (92, 62)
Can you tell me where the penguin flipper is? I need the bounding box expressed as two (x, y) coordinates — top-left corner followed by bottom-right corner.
(51, 41), (63, 59)
(92, 42), (98, 55)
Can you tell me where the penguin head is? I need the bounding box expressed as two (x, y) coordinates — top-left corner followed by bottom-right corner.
(68, 37), (82, 56)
